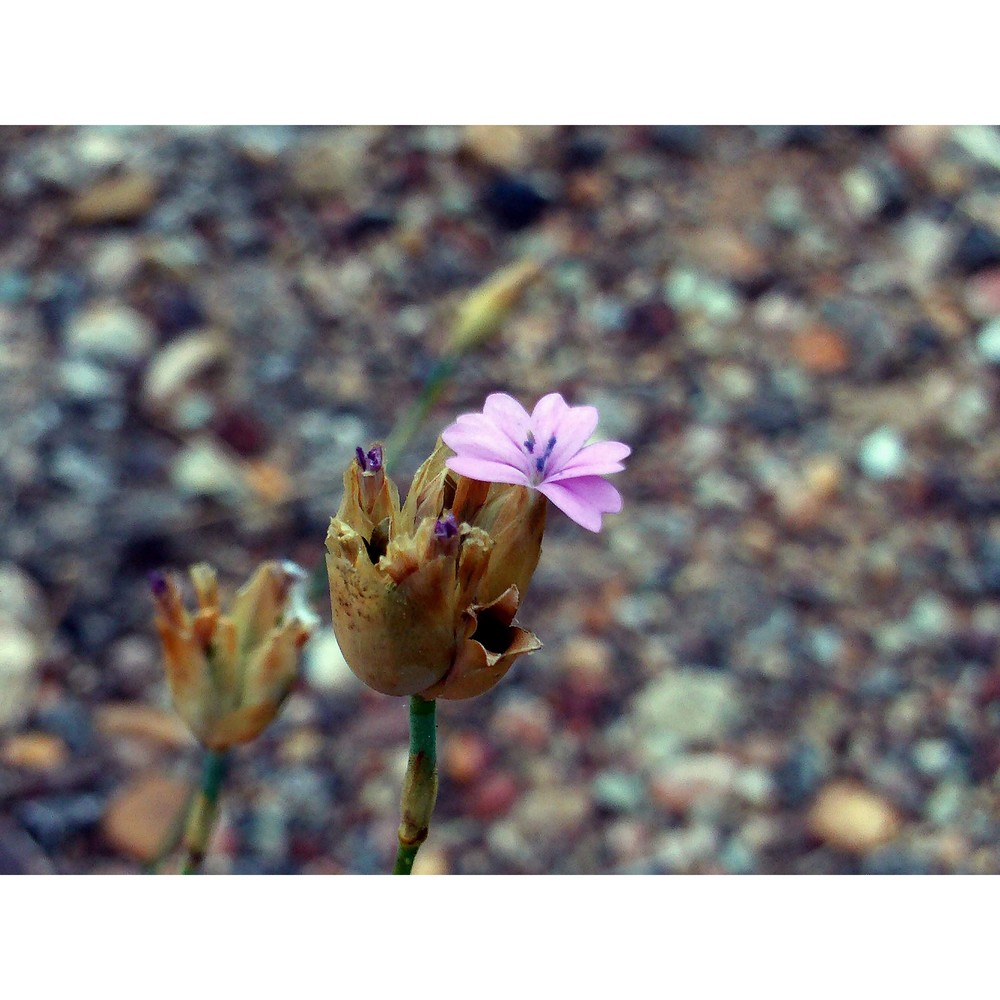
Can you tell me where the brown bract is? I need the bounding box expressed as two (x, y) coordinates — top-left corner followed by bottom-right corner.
(151, 562), (316, 750)
(325, 440), (546, 699)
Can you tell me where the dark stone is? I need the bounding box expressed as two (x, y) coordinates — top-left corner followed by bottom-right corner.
(562, 134), (607, 170)
(17, 794), (104, 851)
(625, 300), (677, 345)
(904, 321), (945, 364)
(482, 177), (549, 231)
(952, 222), (1000, 274)
(37, 272), (88, 336)
(342, 208), (395, 242)
(862, 847), (934, 875)
(0, 821), (56, 874)
(974, 537), (1000, 595)
(35, 700), (93, 753)
(149, 283), (205, 335)
(741, 391), (810, 437)
(775, 742), (827, 806)
(213, 408), (271, 457)
(648, 126), (706, 157)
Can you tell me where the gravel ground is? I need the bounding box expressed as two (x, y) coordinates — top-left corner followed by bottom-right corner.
(3, 124), (1000, 874)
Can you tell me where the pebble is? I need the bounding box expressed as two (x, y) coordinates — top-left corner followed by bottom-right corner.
(463, 125), (535, 170)
(512, 786), (591, 838)
(791, 325), (851, 374)
(482, 176), (549, 231)
(470, 771), (519, 822)
(592, 770), (645, 813)
(102, 772), (190, 862)
(633, 670), (744, 759)
(442, 731), (490, 785)
(1, 732), (70, 771)
(64, 302), (155, 364)
(302, 628), (357, 694)
(807, 781), (901, 854)
(952, 222), (1000, 274)
(71, 171), (159, 224)
(975, 317), (1000, 363)
(858, 427), (906, 480)
(141, 329), (229, 415)
(170, 438), (247, 500)
(18, 794), (104, 851)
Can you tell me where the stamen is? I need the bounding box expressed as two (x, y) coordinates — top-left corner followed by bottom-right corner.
(534, 435), (558, 476)
(434, 511), (459, 539)
(355, 446), (368, 471)
(148, 570), (168, 597)
(366, 445), (384, 472)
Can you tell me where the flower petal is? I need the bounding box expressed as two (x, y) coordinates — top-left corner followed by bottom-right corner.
(544, 440), (631, 481)
(537, 476), (622, 532)
(445, 455), (531, 486)
(546, 405), (600, 473)
(530, 392), (570, 436)
(442, 422), (529, 471)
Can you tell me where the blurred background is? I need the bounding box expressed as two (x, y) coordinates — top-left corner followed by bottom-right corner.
(2, 124), (1000, 874)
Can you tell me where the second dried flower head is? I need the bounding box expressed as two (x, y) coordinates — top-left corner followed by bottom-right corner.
(151, 561), (317, 750)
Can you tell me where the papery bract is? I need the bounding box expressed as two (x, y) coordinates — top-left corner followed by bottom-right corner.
(151, 561), (316, 750)
(325, 440), (545, 700)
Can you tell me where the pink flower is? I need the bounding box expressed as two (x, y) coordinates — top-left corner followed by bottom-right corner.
(442, 392), (630, 532)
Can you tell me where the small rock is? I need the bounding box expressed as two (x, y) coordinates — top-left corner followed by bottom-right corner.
(807, 781), (901, 854)
(513, 786), (590, 838)
(442, 731), (489, 785)
(19, 794), (104, 851)
(0, 820), (56, 874)
(303, 628), (357, 694)
(141, 329), (229, 415)
(59, 358), (122, 401)
(412, 845), (449, 875)
(463, 125), (535, 170)
(633, 670), (744, 757)
(858, 427), (906, 480)
(952, 222), (1000, 274)
(71, 171), (159, 224)
(482, 176), (549, 231)
(102, 772), (190, 862)
(592, 771), (645, 813)
(558, 636), (613, 698)
(792, 325), (851, 374)
(1, 732), (70, 771)
(0, 622), (42, 728)
(648, 126), (706, 157)
(975, 317), (1000, 364)
(64, 302), (155, 363)
(289, 129), (370, 198)
(469, 771), (519, 821)
(170, 438), (247, 500)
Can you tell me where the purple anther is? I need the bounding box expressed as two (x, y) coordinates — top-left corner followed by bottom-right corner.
(434, 511), (459, 539)
(366, 445), (384, 472)
(355, 446), (368, 470)
(148, 570), (168, 597)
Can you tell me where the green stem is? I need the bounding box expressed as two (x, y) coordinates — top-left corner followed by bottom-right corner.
(383, 357), (458, 465)
(181, 749), (228, 874)
(393, 695), (438, 875)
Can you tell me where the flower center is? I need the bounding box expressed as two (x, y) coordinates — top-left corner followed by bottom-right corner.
(355, 445), (384, 472)
(523, 432), (557, 483)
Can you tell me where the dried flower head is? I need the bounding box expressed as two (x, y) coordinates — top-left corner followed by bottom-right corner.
(150, 561), (317, 750)
(325, 440), (545, 700)
(442, 392), (629, 532)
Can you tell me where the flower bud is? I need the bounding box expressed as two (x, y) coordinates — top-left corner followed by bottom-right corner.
(446, 259), (542, 356)
(150, 561), (317, 750)
(326, 439), (544, 700)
